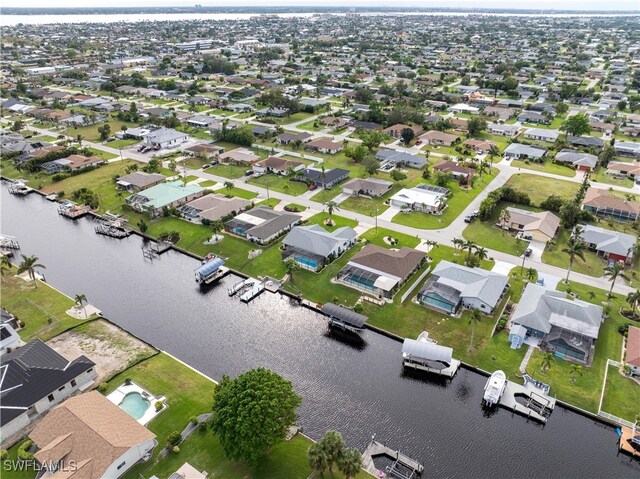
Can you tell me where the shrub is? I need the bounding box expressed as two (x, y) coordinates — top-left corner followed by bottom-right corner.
(166, 431), (182, 447)
(1, 449), (8, 460)
(353, 303), (364, 313)
(17, 440), (33, 461)
(97, 382), (108, 392)
(155, 401), (164, 412)
(618, 324), (629, 336)
(198, 421), (208, 432)
(190, 416), (198, 425)
(172, 446), (180, 454)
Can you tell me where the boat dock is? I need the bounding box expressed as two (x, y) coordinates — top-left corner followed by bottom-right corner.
(362, 438), (423, 479)
(240, 278), (265, 303)
(228, 277), (255, 296)
(58, 203), (91, 219)
(95, 224), (131, 238)
(618, 426), (639, 458)
(497, 379), (556, 423)
(0, 234), (20, 251)
(7, 181), (32, 195)
(401, 337), (461, 379)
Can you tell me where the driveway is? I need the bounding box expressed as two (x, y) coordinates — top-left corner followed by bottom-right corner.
(536, 272), (562, 291)
(491, 260), (515, 276)
(378, 205), (400, 222)
(527, 240), (546, 262)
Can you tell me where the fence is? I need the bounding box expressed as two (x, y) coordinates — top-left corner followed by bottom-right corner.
(400, 266), (431, 303)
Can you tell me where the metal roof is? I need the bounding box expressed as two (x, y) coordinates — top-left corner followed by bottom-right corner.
(194, 258), (225, 278)
(402, 339), (453, 365)
(321, 303), (367, 328)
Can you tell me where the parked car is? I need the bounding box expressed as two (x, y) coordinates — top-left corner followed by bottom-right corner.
(105, 137), (116, 142)
(244, 170), (254, 176)
(210, 160), (218, 166)
(202, 164), (211, 170)
(524, 248), (532, 257)
(464, 215), (474, 223)
(308, 184), (318, 191)
(415, 139), (422, 145)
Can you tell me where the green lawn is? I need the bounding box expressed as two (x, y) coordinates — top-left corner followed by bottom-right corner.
(503, 174), (580, 206)
(257, 198), (281, 208)
(527, 281), (639, 414)
(360, 227), (420, 248)
(182, 175), (199, 184)
(297, 119), (326, 132)
(109, 138), (140, 149)
(311, 187), (342, 203)
(305, 212), (358, 232)
(282, 203), (307, 212)
(69, 118), (142, 142)
(601, 365), (640, 423)
(463, 203), (540, 256)
(392, 169), (499, 230)
(198, 180), (217, 188)
(591, 167), (635, 188)
(340, 184), (404, 217)
(85, 147), (118, 160)
(511, 159), (576, 178)
(0, 268), (95, 341)
(542, 228), (605, 278)
(225, 186), (258, 200)
(248, 174), (309, 196)
(106, 354), (364, 479)
(208, 163), (248, 179)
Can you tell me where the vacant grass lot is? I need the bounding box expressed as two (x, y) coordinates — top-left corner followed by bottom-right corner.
(340, 184), (403, 216)
(527, 281), (640, 415)
(311, 186), (343, 203)
(601, 365), (640, 423)
(510, 159), (576, 178)
(392, 169), (498, 229)
(542, 228), (605, 278)
(208, 163), (248, 179)
(248, 174), (309, 196)
(69, 118), (142, 142)
(503, 173), (580, 206)
(1, 267), (94, 341)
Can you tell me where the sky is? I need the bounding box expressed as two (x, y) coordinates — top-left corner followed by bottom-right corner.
(2, 0), (639, 11)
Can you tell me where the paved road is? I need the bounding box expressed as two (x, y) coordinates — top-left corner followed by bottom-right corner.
(11, 118), (637, 296)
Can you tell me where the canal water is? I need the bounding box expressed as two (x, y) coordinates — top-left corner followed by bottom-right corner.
(2, 188), (639, 478)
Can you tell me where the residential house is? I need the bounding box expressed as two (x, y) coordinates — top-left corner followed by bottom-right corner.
(463, 139), (496, 154)
(0, 339), (96, 442)
(252, 156), (304, 176)
(511, 284), (603, 365)
(41, 154), (104, 174)
(186, 115), (215, 128)
(554, 149), (598, 171)
(390, 185), (449, 214)
(294, 167), (349, 188)
(375, 149), (427, 169)
(256, 107), (289, 118)
(276, 132), (312, 145)
(305, 137), (344, 154)
(614, 141), (640, 158)
(184, 143), (225, 159)
(567, 135), (605, 149)
(143, 127), (188, 149)
(589, 121), (615, 134)
(383, 124), (423, 139)
(524, 128), (559, 143)
(517, 111), (550, 125)
(218, 148), (260, 165)
(582, 187), (640, 222)
(126, 181), (205, 218)
(499, 207), (560, 242)
(578, 225), (637, 264)
(606, 161), (640, 184)
(224, 206), (301, 245)
(420, 130), (460, 147)
(418, 261), (509, 314)
(29, 391), (156, 479)
(179, 194), (251, 222)
(433, 160), (475, 185)
(282, 225), (358, 271)
(341, 177), (393, 197)
(503, 143), (547, 161)
(116, 171), (166, 192)
(488, 123), (520, 137)
(450, 103), (479, 115)
(336, 245), (425, 299)
(625, 326), (640, 376)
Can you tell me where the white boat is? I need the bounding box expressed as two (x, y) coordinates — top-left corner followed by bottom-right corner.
(416, 331), (437, 344)
(483, 370), (507, 407)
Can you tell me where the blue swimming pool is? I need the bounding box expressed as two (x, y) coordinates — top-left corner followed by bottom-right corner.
(118, 392), (150, 420)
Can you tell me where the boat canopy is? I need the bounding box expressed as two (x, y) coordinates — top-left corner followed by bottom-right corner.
(321, 303), (367, 329)
(402, 338), (453, 365)
(194, 258), (225, 278)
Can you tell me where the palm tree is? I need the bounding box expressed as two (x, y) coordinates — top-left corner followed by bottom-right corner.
(628, 241), (640, 263)
(468, 308), (482, 351)
(210, 220), (224, 241)
(223, 181), (234, 194)
(1, 255), (12, 280)
(588, 291), (597, 300)
(286, 259), (300, 283)
(498, 209), (510, 227)
(541, 352), (555, 372)
(487, 144), (500, 167)
(474, 246), (488, 262)
(626, 289), (640, 319)
(338, 448), (362, 479)
(604, 262), (629, 298)
(425, 240), (439, 252)
(17, 255), (46, 289)
(562, 238), (586, 284)
(476, 159), (488, 178)
(571, 225), (585, 240)
(76, 134), (83, 146)
(324, 200), (339, 226)
(569, 364), (583, 382)
(462, 240), (476, 262)
(307, 443), (329, 475)
(137, 220), (148, 233)
(526, 267), (537, 281)
(451, 237), (464, 252)
(74, 293), (88, 317)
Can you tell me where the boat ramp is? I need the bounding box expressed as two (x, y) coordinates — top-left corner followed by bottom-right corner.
(362, 438), (424, 479)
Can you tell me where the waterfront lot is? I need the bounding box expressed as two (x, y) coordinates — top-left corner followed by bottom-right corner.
(1, 268), (95, 341)
(503, 173), (580, 205)
(528, 281), (640, 418)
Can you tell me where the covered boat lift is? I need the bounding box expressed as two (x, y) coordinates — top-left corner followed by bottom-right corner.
(402, 338), (461, 378)
(194, 257), (228, 284)
(321, 303), (367, 334)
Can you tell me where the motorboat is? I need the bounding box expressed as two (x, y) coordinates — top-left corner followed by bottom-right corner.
(483, 370), (507, 407)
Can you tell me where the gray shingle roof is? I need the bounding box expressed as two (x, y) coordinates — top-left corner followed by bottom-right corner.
(579, 224), (637, 257)
(283, 225), (357, 258)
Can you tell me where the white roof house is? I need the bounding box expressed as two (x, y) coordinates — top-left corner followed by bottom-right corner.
(390, 186), (447, 212)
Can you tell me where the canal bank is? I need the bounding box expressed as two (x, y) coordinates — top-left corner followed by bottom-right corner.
(2, 188), (639, 478)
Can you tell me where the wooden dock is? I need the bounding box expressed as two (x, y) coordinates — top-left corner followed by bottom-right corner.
(619, 426), (639, 458)
(240, 279), (265, 303)
(362, 439), (423, 478)
(497, 380), (556, 423)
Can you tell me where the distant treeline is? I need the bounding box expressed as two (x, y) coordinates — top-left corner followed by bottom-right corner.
(2, 7), (638, 15)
